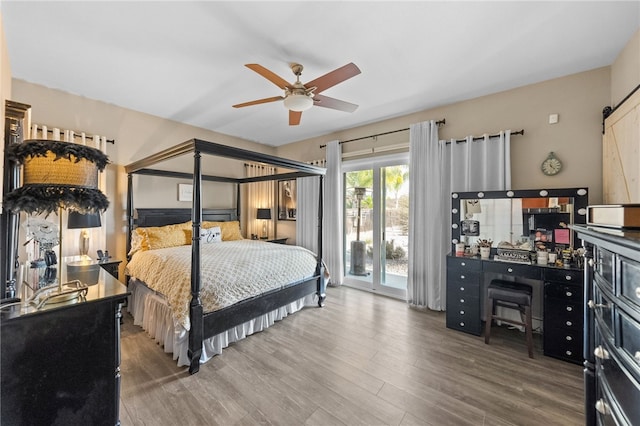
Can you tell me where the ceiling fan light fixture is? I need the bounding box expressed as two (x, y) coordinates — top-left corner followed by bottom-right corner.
(283, 93), (313, 112)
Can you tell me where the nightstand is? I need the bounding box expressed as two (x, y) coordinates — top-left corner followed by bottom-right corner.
(98, 259), (122, 279)
(267, 238), (288, 244)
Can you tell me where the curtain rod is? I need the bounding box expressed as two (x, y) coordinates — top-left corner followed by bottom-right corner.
(319, 119), (446, 148)
(39, 127), (115, 144)
(448, 129), (524, 144)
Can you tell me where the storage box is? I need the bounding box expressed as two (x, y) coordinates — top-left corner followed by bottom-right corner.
(587, 204), (640, 228)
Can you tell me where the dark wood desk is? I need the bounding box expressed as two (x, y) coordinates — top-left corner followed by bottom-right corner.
(446, 253), (583, 364)
(1, 265), (129, 426)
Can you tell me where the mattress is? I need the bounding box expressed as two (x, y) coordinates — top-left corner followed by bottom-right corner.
(125, 239), (318, 330)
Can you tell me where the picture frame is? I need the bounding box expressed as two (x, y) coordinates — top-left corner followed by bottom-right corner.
(178, 184), (193, 202)
(278, 179), (296, 221)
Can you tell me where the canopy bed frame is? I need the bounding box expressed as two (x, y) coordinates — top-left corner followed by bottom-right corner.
(125, 138), (326, 374)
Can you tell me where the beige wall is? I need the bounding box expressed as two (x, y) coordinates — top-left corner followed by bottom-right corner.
(610, 29), (640, 106)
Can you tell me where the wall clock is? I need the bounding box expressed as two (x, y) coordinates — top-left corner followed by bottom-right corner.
(541, 152), (562, 176)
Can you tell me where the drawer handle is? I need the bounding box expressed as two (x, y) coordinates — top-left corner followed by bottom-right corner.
(565, 276), (572, 281)
(460, 275), (466, 280)
(507, 268), (513, 273)
(587, 300), (606, 309)
(635, 351), (640, 362)
(566, 306), (573, 312)
(460, 322), (465, 327)
(566, 321), (573, 327)
(461, 262), (466, 266)
(460, 299), (465, 303)
(460, 286), (465, 291)
(460, 310), (465, 315)
(588, 259), (602, 268)
(595, 399), (611, 416)
(565, 350), (572, 356)
(636, 287), (640, 299)
(566, 291), (572, 297)
(594, 345), (610, 360)
(565, 336), (572, 341)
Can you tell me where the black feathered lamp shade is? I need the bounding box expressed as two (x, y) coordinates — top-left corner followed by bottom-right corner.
(3, 139), (110, 215)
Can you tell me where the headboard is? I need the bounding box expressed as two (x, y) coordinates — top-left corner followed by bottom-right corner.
(135, 208), (238, 228)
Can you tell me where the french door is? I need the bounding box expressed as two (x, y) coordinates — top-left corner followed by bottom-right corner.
(342, 153), (409, 299)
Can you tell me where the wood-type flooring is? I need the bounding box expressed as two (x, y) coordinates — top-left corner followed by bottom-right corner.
(119, 285), (583, 425)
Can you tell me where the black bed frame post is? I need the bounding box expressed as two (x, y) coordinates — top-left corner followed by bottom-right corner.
(316, 175), (326, 306)
(236, 183), (241, 223)
(126, 173), (134, 261)
(188, 150), (203, 374)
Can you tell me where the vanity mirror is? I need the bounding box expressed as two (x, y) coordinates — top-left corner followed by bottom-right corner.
(451, 188), (589, 254)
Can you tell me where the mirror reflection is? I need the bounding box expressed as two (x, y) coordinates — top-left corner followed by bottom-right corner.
(460, 197), (573, 252)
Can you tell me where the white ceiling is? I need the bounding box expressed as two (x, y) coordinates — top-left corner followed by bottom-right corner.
(2, 1), (639, 147)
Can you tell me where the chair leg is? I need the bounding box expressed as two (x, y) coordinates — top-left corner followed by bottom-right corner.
(484, 296), (493, 344)
(525, 305), (534, 358)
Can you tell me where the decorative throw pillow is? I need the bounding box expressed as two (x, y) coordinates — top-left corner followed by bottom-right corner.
(203, 220), (243, 241)
(131, 221), (191, 252)
(201, 226), (222, 244)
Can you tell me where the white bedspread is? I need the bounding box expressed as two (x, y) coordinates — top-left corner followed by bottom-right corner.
(125, 240), (318, 330)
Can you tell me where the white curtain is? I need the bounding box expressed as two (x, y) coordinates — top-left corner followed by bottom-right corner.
(408, 123), (511, 310)
(30, 125), (109, 260)
(245, 164), (276, 239)
(296, 140), (343, 287)
(407, 121), (442, 309)
(323, 141), (344, 286)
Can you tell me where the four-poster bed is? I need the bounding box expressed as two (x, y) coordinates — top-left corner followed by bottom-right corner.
(124, 139), (326, 374)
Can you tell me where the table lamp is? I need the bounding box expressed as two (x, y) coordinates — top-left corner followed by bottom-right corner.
(67, 211), (102, 260)
(3, 139), (109, 306)
(257, 208), (271, 239)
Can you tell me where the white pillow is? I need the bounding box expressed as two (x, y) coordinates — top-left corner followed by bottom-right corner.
(201, 226), (222, 244)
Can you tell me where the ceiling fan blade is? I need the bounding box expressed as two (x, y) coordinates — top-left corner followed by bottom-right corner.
(245, 64), (292, 90)
(289, 110), (302, 126)
(313, 94), (358, 113)
(305, 62), (361, 95)
(232, 96), (284, 108)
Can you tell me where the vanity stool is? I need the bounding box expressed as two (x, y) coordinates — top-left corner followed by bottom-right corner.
(484, 279), (534, 358)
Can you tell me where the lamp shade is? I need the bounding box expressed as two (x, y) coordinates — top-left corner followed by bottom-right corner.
(257, 208), (272, 220)
(3, 140), (110, 215)
(283, 94), (313, 112)
(67, 211), (102, 229)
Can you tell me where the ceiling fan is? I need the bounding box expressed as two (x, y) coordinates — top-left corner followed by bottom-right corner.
(232, 62), (361, 125)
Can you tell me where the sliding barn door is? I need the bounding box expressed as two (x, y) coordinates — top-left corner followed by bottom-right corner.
(603, 88), (640, 204)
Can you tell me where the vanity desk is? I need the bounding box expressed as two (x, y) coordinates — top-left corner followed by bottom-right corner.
(447, 187), (589, 364)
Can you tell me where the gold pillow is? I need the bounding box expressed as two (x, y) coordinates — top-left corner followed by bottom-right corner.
(134, 221), (191, 251)
(203, 220), (243, 241)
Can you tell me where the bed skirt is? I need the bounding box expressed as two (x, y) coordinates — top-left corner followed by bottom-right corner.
(127, 279), (316, 367)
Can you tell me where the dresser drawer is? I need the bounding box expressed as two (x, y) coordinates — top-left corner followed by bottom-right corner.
(618, 310), (640, 380)
(544, 267), (583, 284)
(595, 379), (619, 426)
(596, 339), (640, 425)
(483, 261), (542, 280)
(447, 256), (482, 271)
(445, 300), (481, 336)
(594, 284), (615, 341)
(543, 327), (583, 364)
(448, 279), (481, 300)
(619, 255), (640, 314)
(594, 246), (615, 293)
(544, 300), (583, 330)
(544, 281), (583, 303)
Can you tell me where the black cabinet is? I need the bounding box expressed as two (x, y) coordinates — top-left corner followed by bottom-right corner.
(1, 267), (129, 426)
(99, 259), (122, 279)
(446, 254), (584, 364)
(574, 225), (640, 426)
(446, 256), (482, 335)
(543, 268), (584, 363)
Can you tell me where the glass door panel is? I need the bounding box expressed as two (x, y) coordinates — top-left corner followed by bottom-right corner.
(343, 155), (408, 299)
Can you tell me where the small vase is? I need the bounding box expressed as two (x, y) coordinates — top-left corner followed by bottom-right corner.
(480, 246), (491, 259)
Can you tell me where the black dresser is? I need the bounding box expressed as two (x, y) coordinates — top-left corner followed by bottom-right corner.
(1, 265), (129, 426)
(574, 225), (640, 426)
(446, 254), (584, 364)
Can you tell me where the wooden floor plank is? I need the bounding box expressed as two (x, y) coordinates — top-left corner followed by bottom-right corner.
(119, 285), (583, 425)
